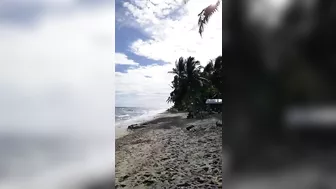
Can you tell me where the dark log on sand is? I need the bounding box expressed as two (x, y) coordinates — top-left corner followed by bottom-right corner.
(127, 124), (146, 130)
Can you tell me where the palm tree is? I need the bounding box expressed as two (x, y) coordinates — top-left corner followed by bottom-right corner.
(166, 75), (179, 104)
(168, 57), (187, 79)
(167, 56), (206, 110)
(167, 55), (224, 112)
(211, 56), (223, 94)
(202, 60), (214, 78)
(184, 56), (203, 108)
(167, 58), (188, 110)
(185, 56), (202, 89)
(199, 60), (221, 102)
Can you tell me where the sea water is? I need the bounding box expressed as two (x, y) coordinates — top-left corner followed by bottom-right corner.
(115, 107), (167, 138)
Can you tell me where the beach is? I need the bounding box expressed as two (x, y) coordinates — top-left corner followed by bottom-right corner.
(115, 112), (222, 188)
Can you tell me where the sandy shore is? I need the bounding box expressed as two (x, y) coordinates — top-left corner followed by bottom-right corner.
(115, 112), (222, 188)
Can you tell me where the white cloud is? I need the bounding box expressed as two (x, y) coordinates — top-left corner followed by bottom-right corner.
(119, 0), (222, 64)
(0, 6), (115, 135)
(115, 0), (222, 107)
(115, 53), (139, 66)
(115, 62), (173, 108)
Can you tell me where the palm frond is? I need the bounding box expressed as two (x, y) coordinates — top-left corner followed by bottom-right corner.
(198, 0), (221, 36)
(204, 60), (214, 73)
(214, 55), (222, 69)
(199, 76), (210, 82)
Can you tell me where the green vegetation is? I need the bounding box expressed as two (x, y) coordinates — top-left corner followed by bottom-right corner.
(165, 1), (222, 114)
(167, 55), (223, 112)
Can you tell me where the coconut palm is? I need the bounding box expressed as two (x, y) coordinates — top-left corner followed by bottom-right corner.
(167, 58), (188, 110)
(200, 59), (221, 101)
(184, 56), (203, 108)
(168, 57), (187, 79)
(203, 60), (215, 77)
(167, 55), (222, 111)
(167, 56), (204, 110)
(185, 56), (202, 90)
(211, 55), (223, 94)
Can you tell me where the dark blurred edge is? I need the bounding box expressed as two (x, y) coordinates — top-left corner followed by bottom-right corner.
(222, 0), (336, 185)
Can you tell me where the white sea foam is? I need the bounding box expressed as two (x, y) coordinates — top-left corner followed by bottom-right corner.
(115, 107), (167, 138)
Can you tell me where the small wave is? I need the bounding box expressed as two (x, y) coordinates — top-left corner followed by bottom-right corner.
(116, 114), (129, 118)
(115, 108), (167, 138)
(116, 109), (166, 125)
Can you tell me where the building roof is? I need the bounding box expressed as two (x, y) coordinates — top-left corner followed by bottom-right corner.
(205, 99), (222, 104)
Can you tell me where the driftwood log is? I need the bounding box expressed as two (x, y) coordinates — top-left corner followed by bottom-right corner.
(127, 124), (146, 130)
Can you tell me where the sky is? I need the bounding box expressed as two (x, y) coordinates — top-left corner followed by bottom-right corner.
(113, 0), (295, 108)
(115, 0), (223, 108)
(0, 0), (115, 134)
(0, 0), (292, 131)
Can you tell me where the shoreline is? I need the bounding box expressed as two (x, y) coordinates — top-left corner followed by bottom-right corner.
(115, 111), (184, 139)
(115, 112), (222, 188)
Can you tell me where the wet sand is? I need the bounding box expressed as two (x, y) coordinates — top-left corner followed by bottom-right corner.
(115, 112), (222, 188)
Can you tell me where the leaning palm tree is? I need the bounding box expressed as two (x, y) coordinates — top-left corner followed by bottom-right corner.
(202, 60), (214, 78)
(168, 57), (186, 79)
(212, 56), (223, 93)
(167, 56), (206, 110)
(184, 0), (221, 36)
(184, 57), (209, 111)
(167, 58), (186, 109)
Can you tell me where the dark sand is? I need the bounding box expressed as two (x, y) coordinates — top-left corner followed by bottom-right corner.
(115, 112), (222, 188)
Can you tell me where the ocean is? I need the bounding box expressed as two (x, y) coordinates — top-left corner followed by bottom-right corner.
(115, 107), (167, 123)
(115, 107), (167, 137)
